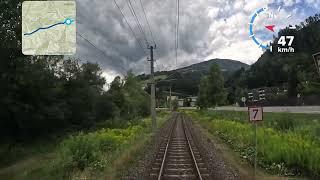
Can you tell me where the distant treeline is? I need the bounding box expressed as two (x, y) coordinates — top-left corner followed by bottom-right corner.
(0, 1), (150, 141)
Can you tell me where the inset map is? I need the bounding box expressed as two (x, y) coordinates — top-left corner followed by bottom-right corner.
(22, 1), (76, 55)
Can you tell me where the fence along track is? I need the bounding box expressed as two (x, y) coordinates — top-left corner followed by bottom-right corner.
(150, 113), (210, 180)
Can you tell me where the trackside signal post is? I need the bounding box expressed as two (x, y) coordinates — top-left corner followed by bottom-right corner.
(248, 106), (263, 179)
(149, 45), (156, 131)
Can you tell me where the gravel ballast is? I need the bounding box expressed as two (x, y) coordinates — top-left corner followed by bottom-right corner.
(122, 112), (240, 180)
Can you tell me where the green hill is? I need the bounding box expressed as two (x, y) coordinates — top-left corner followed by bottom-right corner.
(246, 14), (320, 95)
(138, 59), (249, 96)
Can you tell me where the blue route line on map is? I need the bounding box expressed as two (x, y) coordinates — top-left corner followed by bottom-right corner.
(24, 18), (74, 36)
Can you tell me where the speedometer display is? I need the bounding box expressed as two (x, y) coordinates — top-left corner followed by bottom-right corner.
(249, 4), (294, 52)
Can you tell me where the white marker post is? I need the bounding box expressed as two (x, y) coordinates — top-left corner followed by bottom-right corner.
(241, 97), (247, 107)
(248, 106), (263, 179)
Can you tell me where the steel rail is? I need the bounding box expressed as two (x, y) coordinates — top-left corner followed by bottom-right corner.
(157, 115), (176, 180)
(182, 115), (203, 180)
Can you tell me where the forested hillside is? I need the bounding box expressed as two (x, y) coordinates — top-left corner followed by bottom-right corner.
(227, 14), (320, 104)
(139, 59), (249, 96)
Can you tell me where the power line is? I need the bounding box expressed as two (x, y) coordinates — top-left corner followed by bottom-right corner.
(177, 0), (180, 63)
(77, 33), (105, 56)
(77, 32), (128, 74)
(175, 0), (180, 66)
(139, 0), (156, 47)
(174, 0), (178, 66)
(127, 0), (149, 47)
(113, 0), (147, 55)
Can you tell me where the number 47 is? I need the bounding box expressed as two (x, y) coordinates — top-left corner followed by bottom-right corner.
(278, 36), (294, 46)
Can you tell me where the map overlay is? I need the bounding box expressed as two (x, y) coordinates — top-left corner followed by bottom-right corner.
(22, 1), (76, 55)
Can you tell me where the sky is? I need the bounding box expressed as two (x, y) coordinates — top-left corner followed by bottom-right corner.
(74, 0), (320, 83)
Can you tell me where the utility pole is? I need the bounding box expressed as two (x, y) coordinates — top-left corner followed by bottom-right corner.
(169, 85), (172, 111)
(149, 45), (156, 131)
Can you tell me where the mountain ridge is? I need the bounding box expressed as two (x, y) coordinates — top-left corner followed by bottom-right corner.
(176, 58), (249, 73)
(138, 58), (249, 96)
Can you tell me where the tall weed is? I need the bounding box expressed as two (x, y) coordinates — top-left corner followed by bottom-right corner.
(186, 110), (320, 177)
(56, 125), (145, 172)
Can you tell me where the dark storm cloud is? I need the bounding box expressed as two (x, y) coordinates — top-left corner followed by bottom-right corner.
(74, 0), (320, 80)
(76, 0), (147, 74)
(75, 0), (217, 75)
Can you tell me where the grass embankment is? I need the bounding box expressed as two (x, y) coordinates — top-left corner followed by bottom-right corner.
(185, 110), (320, 178)
(0, 111), (170, 180)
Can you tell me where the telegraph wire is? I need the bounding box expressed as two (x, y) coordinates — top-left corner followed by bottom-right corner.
(113, 0), (147, 55)
(175, 0), (180, 66)
(177, 0), (180, 64)
(127, 0), (150, 47)
(77, 32), (128, 74)
(139, 0), (156, 47)
(77, 33), (105, 56)
(174, 0), (177, 66)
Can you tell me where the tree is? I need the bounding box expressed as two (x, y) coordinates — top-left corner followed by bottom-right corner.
(197, 64), (226, 108)
(0, 1), (152, 141)
(172, 99), (179, 111)
(197, 77), (210, 109)
(108, 76), (125, 116)
(122, 72), (150, 118)
(207, 64), (227, 106)
(108, 73), (150, 120)
(288, 68), (299, 97)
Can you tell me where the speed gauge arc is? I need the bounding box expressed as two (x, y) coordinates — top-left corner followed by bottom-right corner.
(249, 4), (294, 52)
(249, 7), (270, 50)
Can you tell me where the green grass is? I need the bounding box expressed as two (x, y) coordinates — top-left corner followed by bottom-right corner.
(0, 111), (170, 179)
(185, 110), (320, 178)
(0, 136), (60, 169)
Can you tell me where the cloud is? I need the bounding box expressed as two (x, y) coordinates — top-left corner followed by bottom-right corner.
(74, 0), (319, 81)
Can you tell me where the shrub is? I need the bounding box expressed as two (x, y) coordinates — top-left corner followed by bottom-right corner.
(58, 132), (101, 171)
(56, 125), (145, 172)
(188, 110), (320, 177)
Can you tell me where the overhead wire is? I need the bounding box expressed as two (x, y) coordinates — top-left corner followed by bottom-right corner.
(177, 0), (180, 63)
(174, 0), (177, 66)
(113, 0), (147, 55)
(139, 0), (156, 47)
(127, 0), (150, 47)
(77, 32), (128, 74)
(77, 33), (106, 57)
(175, 0), (180, 66)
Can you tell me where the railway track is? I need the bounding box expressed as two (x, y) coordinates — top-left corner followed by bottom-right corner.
(149, 113), (211, 180)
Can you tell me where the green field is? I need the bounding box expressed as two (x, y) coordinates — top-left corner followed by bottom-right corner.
(185, 110), (320, 178)
(0, 111), (170, 180)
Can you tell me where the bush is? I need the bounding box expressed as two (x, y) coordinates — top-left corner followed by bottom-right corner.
(59, 132), (101, 171)
(56, 125), (145, 172)
(187, 110), (320, 177)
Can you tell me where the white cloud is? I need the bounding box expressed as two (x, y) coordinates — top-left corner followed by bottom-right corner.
(207, 7), (219, 18)
(76, 0), (319, 80)
(206, 40), (263, 65)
